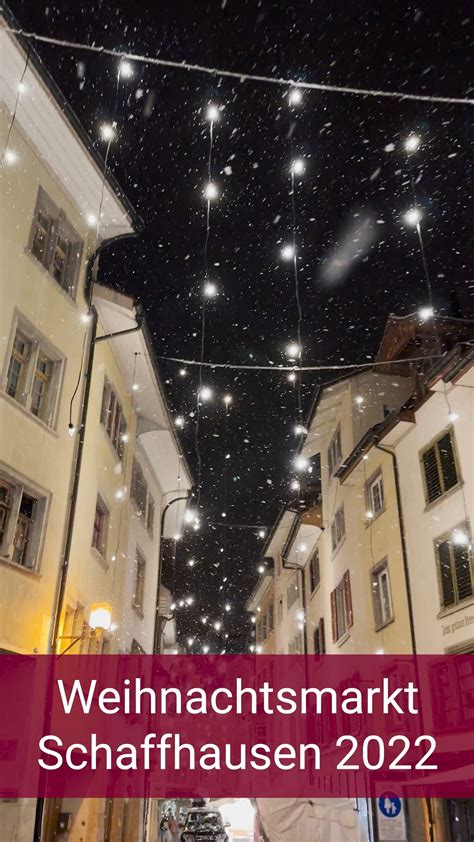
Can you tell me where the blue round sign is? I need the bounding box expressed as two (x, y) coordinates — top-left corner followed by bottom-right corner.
(378, 793), (402, 818)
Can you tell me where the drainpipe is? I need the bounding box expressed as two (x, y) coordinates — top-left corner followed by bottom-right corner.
(153, 493), (191, 654)
(375, 443), (435, 842)
(48, 238), (143, 655)
(35, 231), (141, 842)
(374, 443), (417, 654)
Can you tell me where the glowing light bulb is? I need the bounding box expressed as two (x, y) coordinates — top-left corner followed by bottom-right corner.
(404, 134), (421, 153)
(187, 637), (194, 647)
(179, 600), (185, 608)
(258, 565), (265, 574)
(225, 603), (231, 612)
(179, 368), (187, 377)
(404, 207), (422, 227)
(296, 609), (305, 621)
(80, 312), (92, 324)
(100, 123), (116, 142)
(86, 213), (98, 228)
(294, 455), (309, 471)
(290, 479), (300, 491)
(199, 386), (213, 402)
(115, 487), (126, 502)
(170, 603), (177, 611)
(255, 644), (262, 654)
(251, 616), (256, 624)
(120, 432), (129, 443)
(188, 558), (196, 567)
(418, 306), (434, 322)
(184, 509), (197, 524)
(286, 342), (301, 358)
(185, 596), (194, 606)
(132, 383), (139, 392)
(452, 528), (469, 546)
(119, 60), (133, 78)
(258, 530), (266, 539)
(287, 372), (297, 383)
(206, 103), (219, 122)
(173, 533), (182, 542)
(67, 423), (76, 437)
(448, 411), (459, 422)
(223, 394), (232, 406)
(281, 244), (296, 261)
(204, 182), (218, 201)
(291, 158), (305, 176)
(4, 149), (18, 165)
(288, 88), (302, 106)
(294, 424), (307, 435)
(297, 543), (307, 553)
(18, 82), (26, 93)
(203, 281), (218, 298)
(202, 645), (209, 654)
(213, 621), (222, 631)
(355, 395), (364, 405)
(201, 616), (208, 624)
(249, 645), (255, 652)
(366, 510), (374, 520)
(175, 416), (185, 428)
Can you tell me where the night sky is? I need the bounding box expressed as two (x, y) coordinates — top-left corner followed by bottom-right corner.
(11, 0), (473, 651)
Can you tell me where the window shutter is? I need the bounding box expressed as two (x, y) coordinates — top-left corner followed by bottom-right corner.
(438, 432), (458, 493)
(438, 540), (455, 607)
(453, 544), (472, 602)
(319, 617), (326, 654)
(44, 216), (59, 271)
(423, 446), (442, 503)
(330, 589), (337, 642)
(343, 570), (353, 627)
(100, 380), (111, 426)
(64, 238), (83, 299)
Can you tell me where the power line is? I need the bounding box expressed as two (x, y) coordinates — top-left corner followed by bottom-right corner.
(3, 26), (474, 106)
(158, 351), (445, 372)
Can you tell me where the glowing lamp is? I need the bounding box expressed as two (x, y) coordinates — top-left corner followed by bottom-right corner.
(89, 603), (112, 631)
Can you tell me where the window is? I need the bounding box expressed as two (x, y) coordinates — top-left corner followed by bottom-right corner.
(131, 459), (148, 515)
(4, 322), (62, 427)
(288, 632), (304, 654)
(100, 379), (127, 457)
(313, 618), (325, 655)
(267, 601), (274, 634)
(0, 473), (47, 570)
(331, 571), (353, 642)
(286, 573), (301, 609)
(328, 427), (342, 477)
(29, 187), (83, 298)
(436, 525), (473, 609)
(309, 547), (320, 593)
(146, 494), (155, 536)
(371, 559), (393, 629)
(91, 496), (108, 557)
(133, 549), (146, 614)
(366, 472), (384, 518)
(331, 505), (346, 552)
(421, 429), (460, 504)
(277, 598), (284, 625)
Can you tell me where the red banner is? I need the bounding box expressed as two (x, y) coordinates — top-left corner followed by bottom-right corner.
(0, 654), (472, 798)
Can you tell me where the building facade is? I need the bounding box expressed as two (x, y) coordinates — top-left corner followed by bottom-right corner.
(252, 316), (474, 842)
(1, 18), (192, 842)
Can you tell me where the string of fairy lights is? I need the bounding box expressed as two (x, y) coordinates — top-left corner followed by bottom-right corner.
(2, 26), (472, 652)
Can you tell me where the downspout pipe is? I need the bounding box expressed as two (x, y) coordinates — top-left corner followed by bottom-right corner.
(49, 232), (142, 654)
(374, 443), (417, 654)
(375, 444), (435, 842)
(153, 492), (191, 654)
